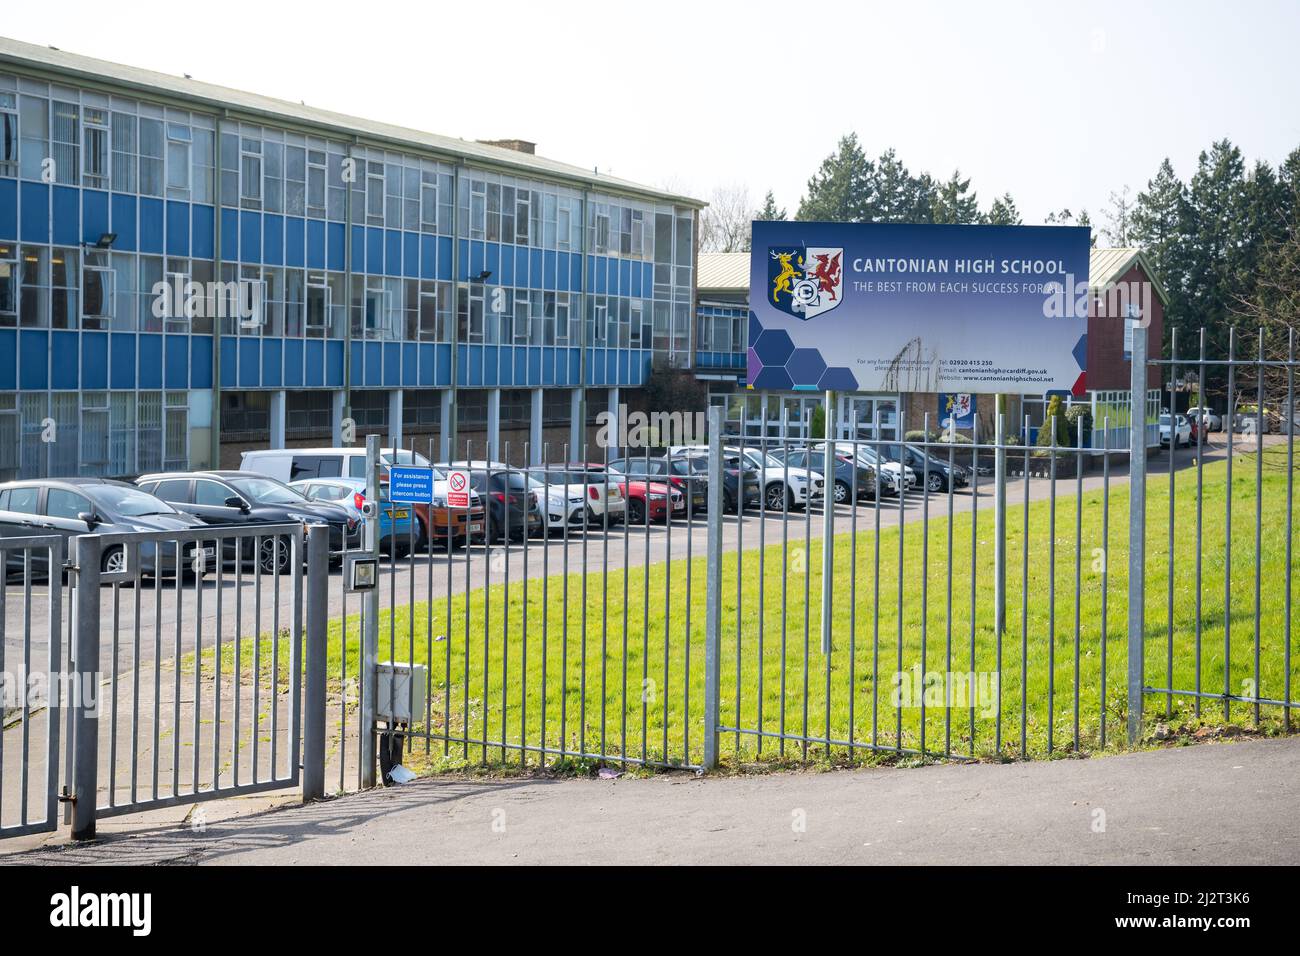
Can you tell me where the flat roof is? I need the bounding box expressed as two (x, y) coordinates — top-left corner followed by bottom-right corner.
(0, 35), (704, 209)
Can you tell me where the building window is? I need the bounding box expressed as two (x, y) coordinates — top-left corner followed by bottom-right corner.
(18, 94), (46, 181)
(139, 117), (164, 196)
(240, 137), (262, 207)
(0, 242), (16, 326)
(111, 111), (137, 192)
(165, 123), (191, 197)
(0, 91), (16, 177)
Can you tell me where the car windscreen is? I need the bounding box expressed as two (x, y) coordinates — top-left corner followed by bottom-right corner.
(228, 476), (308, 505)
(382, 450), (435, 471)
(86, 484), (179, 517)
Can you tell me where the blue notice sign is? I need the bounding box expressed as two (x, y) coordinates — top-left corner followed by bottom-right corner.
(388, 466), (434, 503)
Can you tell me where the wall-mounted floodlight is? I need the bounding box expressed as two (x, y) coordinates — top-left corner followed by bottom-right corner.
(471, 270), (492, 283)
(87, 232), (117, 250)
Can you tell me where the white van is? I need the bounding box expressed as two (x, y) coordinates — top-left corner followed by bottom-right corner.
(240, 447), (432, 483)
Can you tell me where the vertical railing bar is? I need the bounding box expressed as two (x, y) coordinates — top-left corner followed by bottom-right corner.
(1167, 328), (1178, 719)
(1101, 416), (1111, 748)
(1195, 328), (1206, 718)
(1224, 327), (1236, 724)
(1253, 327), (1264, 726)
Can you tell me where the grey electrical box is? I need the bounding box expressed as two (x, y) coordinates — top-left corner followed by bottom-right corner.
(375, 662), (427, 724)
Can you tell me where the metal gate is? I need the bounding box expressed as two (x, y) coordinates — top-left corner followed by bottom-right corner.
(0, 522), (325, 842)
(0, 535), (64, 840)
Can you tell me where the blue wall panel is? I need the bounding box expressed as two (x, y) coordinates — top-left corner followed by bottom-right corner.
(325, 340), (344, 387)
(237, 338), (259, 388)
(436, 238), (452, 280)
(417, 344), (435, 386)
(364, 342), (382, 387)
(351, 225), (365, 273)
(382, 342), (400, 386)
(109, 333), (135, 389)
(110, 193), (137, 251)
(403, 233), (419, 280)
(220, 209), (238, 262)
(469, 241), (485, 280)
(240, 210), (262, 263)
(82, 189), (109, 245)
(81, 331), (108, 390)
(529, 249), (543, 289)
(285, 217), (305, 268)
(191, 335), (212, 389)
(52, 186), (79, 246)
(0, 179), (16, 240)
(20, 182), (48, 242)
(19, 331), (48, 389)
(556, 252), (569, 291)
(366, 228), (383, 274)
(486, 244), (500, 284)
(544, 251), (557, 290)
(499, 243), (514, 285)
(435, 344), (451, 386)
(191, 204), (215, 259)
(166, 200), (190, 256)
(385, 230), (401, 277)
(138, 334), (163, 388)
(348, 341), (363, 389)
(419, 235), (436, 280)
(304, 339), (324, 387)
(306, 219), (325, 269)
(165, 334), (189, 389)
(139, 198), (164, 253)
(219, 336), (237, 388)
(263, 214), (284, 266)
(513, 348), (527, 386)
(282, 338), (303, 388)
(402, 343), (417, 385)
(261, 337), (282, 387)
(326, 222), (345, 271)
(569, 255), (582, 291)
(51, 331), (78, 389)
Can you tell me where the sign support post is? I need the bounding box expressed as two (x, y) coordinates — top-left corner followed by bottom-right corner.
(820, 390), (835, 655)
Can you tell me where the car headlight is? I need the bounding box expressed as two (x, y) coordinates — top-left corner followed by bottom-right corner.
(287, 512), (315, 524)
(649, 494), (666, 501)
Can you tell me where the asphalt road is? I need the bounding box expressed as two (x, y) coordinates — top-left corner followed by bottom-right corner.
(0, 434), (1270, 680)
(6, 735), (1297, 865)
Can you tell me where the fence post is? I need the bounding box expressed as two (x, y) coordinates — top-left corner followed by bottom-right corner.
(994, 399), (1007, 635)
(703, 405), (724, 770)
(1127, 315), (1148, 744)
(302, 522), (329, 801)
(359, 433), (381, 788)
(820, 391), (835, 654)
(71, 534), (102, 841)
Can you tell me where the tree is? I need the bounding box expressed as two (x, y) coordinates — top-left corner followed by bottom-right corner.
(754, 190), (786, 222)
(985, 193), (1022, 225)
(1044, 207), (1096, 245)
(1101, 185), (1136, 246)
(699, 184), (754, 253)
(1131, 158), (1192, 339)
(869, 148), (929, 222)
(929, 170), (980, 224)
(796, 133), (874, 222)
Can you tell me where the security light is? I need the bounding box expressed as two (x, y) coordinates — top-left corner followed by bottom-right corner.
(471, 270), (492, 282)
(85, 232), (116, 250)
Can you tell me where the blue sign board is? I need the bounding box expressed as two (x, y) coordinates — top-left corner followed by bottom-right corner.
(388, 466), (434, 504)
(750, 222), (1091, 394)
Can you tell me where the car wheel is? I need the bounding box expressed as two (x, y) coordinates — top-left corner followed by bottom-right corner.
(832, 480), (850, 505)
(765, 483), (788, 512)
(927, 471), (945, 493)
(101, 546), (126, 576)
(259, 535), (292, 575)
(628, 498), (646, 526)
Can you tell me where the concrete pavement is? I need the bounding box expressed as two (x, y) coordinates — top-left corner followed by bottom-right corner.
(4, 735), (1296, 865)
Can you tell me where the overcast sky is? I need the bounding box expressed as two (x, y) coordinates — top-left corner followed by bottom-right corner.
(5, 0), (1298, 226)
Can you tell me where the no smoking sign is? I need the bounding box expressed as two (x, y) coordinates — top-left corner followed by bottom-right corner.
(447, 470), (471, 508)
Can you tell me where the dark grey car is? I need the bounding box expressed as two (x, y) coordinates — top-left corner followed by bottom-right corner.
(0, 478), (212, 579)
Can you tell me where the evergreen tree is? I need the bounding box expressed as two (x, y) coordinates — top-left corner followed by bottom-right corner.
(796, 133), (874, 222)
(1101, 186), (1135, 245)
(929, 170), (980, 224)
(754, 190), (786, 221)
(985, 193), (1022, 225)
(1131, 158), (1192, 330)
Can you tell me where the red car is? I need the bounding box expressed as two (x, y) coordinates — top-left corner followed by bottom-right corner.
(571, 462), (683, 525)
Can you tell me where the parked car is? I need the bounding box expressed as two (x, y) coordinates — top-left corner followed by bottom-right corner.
(243, 446), (483, 549)
(608, 456), (712, 515)
(1185, 406), (1223, 433)
(433, 462), (543, 543)
(769, 447), (877, 504)
(289, 477), (415, 554)
(569, 462), (682, 525)
(526, 466), (627, 531)
(0, 478), (212, 579)
(672, 445), (824, 512)
(1159, 413), (1192, 447)
(135, 471), (357, 572)
(879, 443), (970, 493)
(816, 442), (916, 496)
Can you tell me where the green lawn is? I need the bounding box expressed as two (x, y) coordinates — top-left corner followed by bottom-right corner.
(215, 443), (1300, 770)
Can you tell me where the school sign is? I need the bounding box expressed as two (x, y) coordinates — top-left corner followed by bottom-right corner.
(748, 222), (1091, 394)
